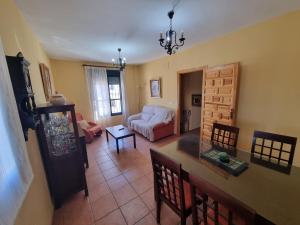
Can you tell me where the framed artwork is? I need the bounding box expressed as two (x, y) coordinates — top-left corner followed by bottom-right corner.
(150, 79), (161, 98)
(39, 63), (53, 101)
(192, 94), (202, 107)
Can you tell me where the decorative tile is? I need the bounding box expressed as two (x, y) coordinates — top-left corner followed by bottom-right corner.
(130, 175), (153, 194)
(91, 193), (118, 221)
(120, 197), (149, 225)
(140, 187), (155, 210)
(102, 167), (122, 180)
(86, 173), (105, 189)
(107, 175), (128, 191)
(151, 203), (180, 225)
(123, 168), (145, 182)
(94, 209), (127, 225)
(112, 184), (137, 206)
(135, 213), (157, 225)
(88, 182), (110, 202)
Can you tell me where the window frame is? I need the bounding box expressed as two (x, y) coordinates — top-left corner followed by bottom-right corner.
(107, 70), (123, 116)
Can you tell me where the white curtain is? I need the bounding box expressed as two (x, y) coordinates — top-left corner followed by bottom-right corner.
(0, 39), (33, 225)
(85, 66), (111, 127)
(120, 70), (129, 125)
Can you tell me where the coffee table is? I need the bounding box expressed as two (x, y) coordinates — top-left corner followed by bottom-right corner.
(105, 125), (136, 153)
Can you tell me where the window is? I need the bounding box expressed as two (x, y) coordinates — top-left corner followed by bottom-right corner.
(107, 70), (122, 116)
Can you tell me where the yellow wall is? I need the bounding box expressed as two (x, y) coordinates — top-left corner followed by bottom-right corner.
(51, 59), (141, 125)
(139, 10), (300, 166)
(50, 60), (91, 119)
(0, 0), (53, 224)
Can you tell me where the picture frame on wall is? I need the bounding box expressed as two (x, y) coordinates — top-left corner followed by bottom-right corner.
(192, 94), (202, 107)
(150, 79), (161, 98)
(39, 63), (53, 101)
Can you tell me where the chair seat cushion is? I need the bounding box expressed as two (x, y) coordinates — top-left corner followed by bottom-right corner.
(183, 180), (192, 209)
(206, 205), (246, 225)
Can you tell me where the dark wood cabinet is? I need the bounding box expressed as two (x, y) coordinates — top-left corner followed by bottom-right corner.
(36, 102), (88, 208)
(79, 128), (89, 168)
(6, 52), (38, 140)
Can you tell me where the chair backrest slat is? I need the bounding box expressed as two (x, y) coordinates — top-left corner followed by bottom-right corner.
(150, 149), (186, 214)
(211, 123), (240, 149)
(251, 130), (297, 173)
(189, 174), (256, 225)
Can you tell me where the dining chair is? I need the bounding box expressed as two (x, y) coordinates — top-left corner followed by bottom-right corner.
(150, 149), (192, 225)
(189, 174), (256, 225)
(251, 130), (297, 173)
(211, 123), (240, 149)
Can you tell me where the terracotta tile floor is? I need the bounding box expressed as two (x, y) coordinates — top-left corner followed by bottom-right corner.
(52, 133), (192, 225)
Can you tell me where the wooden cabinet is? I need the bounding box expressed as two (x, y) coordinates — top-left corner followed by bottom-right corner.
(36, 102), (88, 208)
(6, 52), (38, 140)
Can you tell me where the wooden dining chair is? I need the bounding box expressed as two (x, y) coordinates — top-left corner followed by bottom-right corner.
(211, 123), (240, 149)
(251, 130), (297, 173)
(189, 174), (256, 225)
(150, 149), (192, 225)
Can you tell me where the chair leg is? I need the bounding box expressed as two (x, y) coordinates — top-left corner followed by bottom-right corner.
(156, 199), (162, 224)
(180, 215), (186, 225)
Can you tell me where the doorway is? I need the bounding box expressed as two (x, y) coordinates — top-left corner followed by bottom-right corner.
(177, 68), (204, 136)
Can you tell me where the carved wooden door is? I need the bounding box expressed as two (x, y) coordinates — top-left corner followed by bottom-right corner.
(200, 63), (239, 141)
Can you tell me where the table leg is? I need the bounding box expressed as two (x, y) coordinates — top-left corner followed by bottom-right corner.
(106, 130), (109, 142)
(116, 139), (119, 154)
(133, 134), (136, 149)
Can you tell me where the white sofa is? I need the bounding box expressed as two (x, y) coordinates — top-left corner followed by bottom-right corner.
(128, 105), (175, 141)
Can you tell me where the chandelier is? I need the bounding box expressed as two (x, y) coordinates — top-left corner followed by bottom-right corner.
(159, 10), (186, 55)
(112, 48), (126, 71)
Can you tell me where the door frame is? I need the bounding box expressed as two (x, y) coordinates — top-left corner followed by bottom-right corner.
(176, 66), (206, 136)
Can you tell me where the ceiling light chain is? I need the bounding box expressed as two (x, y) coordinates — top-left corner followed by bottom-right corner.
(159, 10), (186, 55)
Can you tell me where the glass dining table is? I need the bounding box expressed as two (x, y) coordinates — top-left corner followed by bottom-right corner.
(151, 135), (300, 225)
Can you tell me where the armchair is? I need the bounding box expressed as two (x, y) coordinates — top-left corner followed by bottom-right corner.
(75, 113), (102, 143)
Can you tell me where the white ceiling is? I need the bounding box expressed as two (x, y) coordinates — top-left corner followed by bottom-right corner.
(16, 0), (300, 64)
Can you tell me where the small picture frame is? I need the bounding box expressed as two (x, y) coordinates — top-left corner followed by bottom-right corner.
(192, 94), (202, 107)
(150, 79), (161, 98)
(39, 63), (53, 101)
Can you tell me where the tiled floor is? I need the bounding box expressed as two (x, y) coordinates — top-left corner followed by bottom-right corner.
(52, 132), (193, 225)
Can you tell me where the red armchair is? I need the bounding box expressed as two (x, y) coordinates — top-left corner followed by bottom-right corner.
(75, 113), (102, 143)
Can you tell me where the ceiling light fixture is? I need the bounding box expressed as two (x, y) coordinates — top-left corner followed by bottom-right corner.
(112, 48), (126, 71)
(159, 10), (185, 55)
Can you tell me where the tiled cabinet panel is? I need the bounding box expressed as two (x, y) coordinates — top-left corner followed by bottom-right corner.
(201, 63), (239, 141)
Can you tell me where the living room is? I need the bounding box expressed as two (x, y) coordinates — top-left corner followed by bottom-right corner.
(1, 0), (300, 225)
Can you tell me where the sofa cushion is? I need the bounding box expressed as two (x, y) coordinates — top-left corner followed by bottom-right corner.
(141, 113), (153, 121)
(149, 110), (174, 124)
(131, 119), (149, 128)
(149, 113), (164, 124)
(142, 105), (155, 114)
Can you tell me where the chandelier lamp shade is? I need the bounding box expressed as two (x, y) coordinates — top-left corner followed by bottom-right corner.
(112, 48), (126, 71)
(159, 10), (186, 55)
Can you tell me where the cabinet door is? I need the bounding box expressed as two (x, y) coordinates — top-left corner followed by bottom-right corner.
(200, 63), (239, 141)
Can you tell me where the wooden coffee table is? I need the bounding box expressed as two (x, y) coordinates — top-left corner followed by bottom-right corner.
(105, 125), (136, 153)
